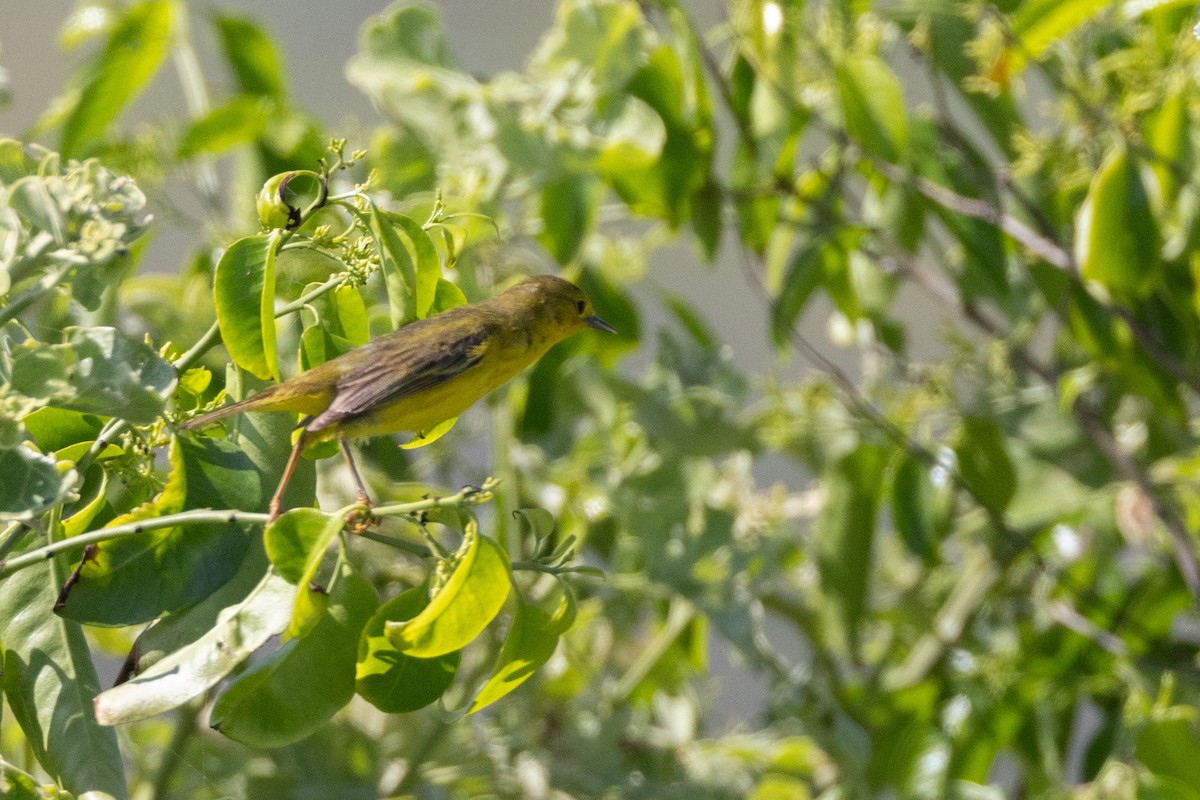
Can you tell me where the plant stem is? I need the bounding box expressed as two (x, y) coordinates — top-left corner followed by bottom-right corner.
(0, 521), (30, 562)
(0, 483), (499, 579)
(0, 261), (75, 327)
(149, 698), (202, 800)
(171, 7), (222, 216)
(608, 595), (695, 704)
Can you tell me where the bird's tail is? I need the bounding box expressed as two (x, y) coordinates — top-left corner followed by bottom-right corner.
(179, 393), (270, 430)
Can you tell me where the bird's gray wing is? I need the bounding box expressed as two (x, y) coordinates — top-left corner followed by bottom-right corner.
(305, 322), (489, 432)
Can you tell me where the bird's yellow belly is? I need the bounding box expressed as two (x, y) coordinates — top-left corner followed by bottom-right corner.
(323, 352), (529, 441)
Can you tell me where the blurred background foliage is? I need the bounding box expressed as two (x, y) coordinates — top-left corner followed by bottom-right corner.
(4, 0), (1200, 798)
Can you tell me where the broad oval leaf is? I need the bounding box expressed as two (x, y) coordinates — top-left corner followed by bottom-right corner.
(468, 589), (575, 714)
(209, 557), (378, 748)
(385, 529), (511, 658)
(356, 586), (460, 713)
(0, 559), (126, 796)
(93, 550), (294, 725)
(57, 435), (259, 626)
(286, 512), (347, 639)
(214, 232), (282, 381)
(1075, 146), (1162, 298)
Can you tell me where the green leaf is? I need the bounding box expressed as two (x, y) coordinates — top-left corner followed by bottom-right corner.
(9, 327), (177, 424)
(953, 416), (1017, 514)
(400, 416), (458, 449)
(286, 512), (346, 639)
(209, 557), (378, 747)
(214, 232), (282, 381)
(1137, 710), (1200, 789)
(1075, 145), (1162, 298)
(332, 284), (370, 346)
(690, 180), (723, 262)
(1007, 0), (1111, 76)
(772, 242), (827, 348)
(176, 95), (272, 158)
(837, 55), (908, 162)
(1146, 87), (1190, 205)
(7, 175), (65, 245)
(93, 544), (294, 725)
(369, 206), (417, 327)
(386, 527), (511, 658)
(265, 508), (335, 584)
(817, 444), (887, 656)
(57, 435), (259, 626)
(529, 0), (649, 94)
(429, 277), (468, 315)
(214, 13), (286, 98)
(0, 446), (72, 521)
(21, 407), (105, 453)
(61, 0), (173, 158)
(356, 586), (460, 713)
(468, 590), (574, 713)
(387, 211), (441, 320)
(0, 558), (127, 797)
(539, 176), (596, 265)
(891, 453), (937, 562)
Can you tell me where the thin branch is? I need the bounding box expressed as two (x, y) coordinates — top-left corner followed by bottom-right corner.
(902, 255), (1200, 602)
(0, 482), (499, 580)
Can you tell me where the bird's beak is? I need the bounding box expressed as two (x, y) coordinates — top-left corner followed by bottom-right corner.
(585, 316), (617, 334)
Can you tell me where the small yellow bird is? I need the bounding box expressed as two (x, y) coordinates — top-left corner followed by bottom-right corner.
(182, 275), (615, 519)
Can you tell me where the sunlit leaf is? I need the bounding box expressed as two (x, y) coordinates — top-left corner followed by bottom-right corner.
(1075, 145), (1161, 298)
(400, 416), (457, 449)
(837, 55), (908, 161)
(468, 589), (574, 713)
(177, 94), (272, 158)
(61, 0), (173, 158)
(285, 512), (346, 639)
(386, 527), (511, 658)
(265, 507), (335, 584)
(214, 232), (282, 381)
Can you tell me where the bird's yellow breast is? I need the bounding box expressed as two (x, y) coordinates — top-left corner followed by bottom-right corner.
(322, 331), (547, 441)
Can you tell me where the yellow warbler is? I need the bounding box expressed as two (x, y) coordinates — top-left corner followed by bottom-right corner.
(182, 275), (615, 519)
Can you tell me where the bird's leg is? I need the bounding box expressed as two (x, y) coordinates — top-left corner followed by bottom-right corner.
(339, 439), (373, 507)
(269, 429), (308, 523)
(339, 439), (379, 532)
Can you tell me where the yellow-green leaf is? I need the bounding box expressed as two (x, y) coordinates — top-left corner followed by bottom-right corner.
(385, 527), (511, 658)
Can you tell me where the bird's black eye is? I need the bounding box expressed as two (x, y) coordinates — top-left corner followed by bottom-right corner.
(576, 300), (586, 314)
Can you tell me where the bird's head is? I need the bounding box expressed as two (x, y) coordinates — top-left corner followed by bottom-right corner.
(503, 275), (617, 339)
